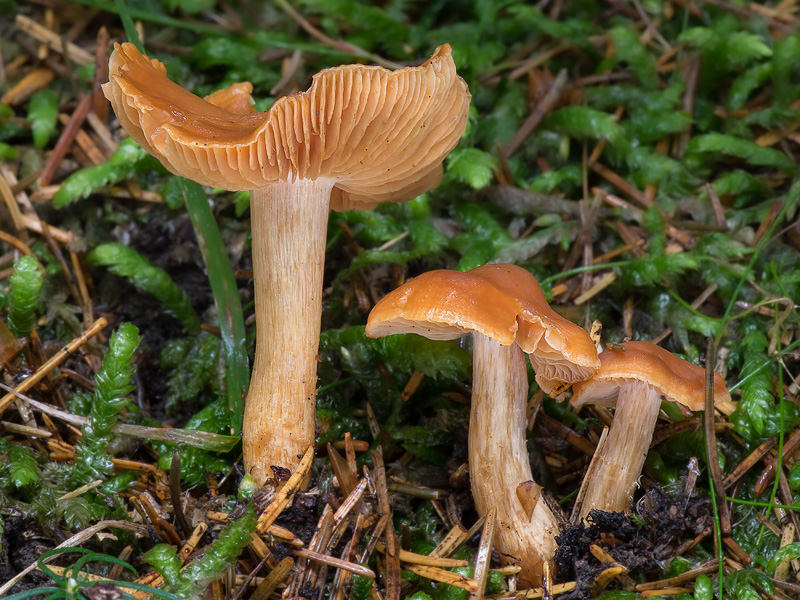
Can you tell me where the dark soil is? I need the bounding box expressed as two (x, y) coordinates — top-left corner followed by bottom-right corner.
(0, 517), (54, 594)
(554, 484), (713, 599)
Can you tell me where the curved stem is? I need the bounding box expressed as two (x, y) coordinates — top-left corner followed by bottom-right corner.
(243, 179), (334, 485)
(469, 334), (559, 587)
(577, 379), (661, 520)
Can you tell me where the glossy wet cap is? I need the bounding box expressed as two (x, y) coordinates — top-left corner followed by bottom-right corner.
(103, 42), (470, 211)
(468, 264), (599, 393)
(366, 264), (599, 393)
(571, 341), (731, 410)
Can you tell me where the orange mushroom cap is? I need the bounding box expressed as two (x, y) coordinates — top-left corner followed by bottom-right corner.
(103, 42), (470, 211)
(365, 269), (521, 343)
(468, 264), (599, 392)
(366, 264), (599, 393)
(571, 341), (731, 411)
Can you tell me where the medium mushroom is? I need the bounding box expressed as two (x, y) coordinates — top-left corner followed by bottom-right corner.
(571, 341), (730, 521)
(103, 43), (470, 484)
(366, 264), (598, 586)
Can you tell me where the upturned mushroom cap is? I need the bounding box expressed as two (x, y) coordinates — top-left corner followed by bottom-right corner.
(365, 264), (599, 393)
(571, 341), (731, 411)
(103, 42), (470, 211)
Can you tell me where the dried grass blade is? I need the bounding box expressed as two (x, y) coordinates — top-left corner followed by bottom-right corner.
(250, 557), (293, 600)
(374, 542), (469, 568)
(256, 444), (315, 534)
(486, 581), (576, 599)
(471, 505), (497, 600)
(14, 15), (93, 64)
(407, 564), (478, 592)
(0, 317), (107, 416)
(293, 547), (375, 578)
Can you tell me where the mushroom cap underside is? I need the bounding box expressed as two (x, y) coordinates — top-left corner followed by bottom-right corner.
(571, 340), (731, 411)
(103, 42), (470, 211)
(365, 265), (599, 391)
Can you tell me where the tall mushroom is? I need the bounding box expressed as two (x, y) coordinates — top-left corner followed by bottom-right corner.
(366, 264), (598, 586)
(571, 341), (730, 520)
(103, 43), (470, 484)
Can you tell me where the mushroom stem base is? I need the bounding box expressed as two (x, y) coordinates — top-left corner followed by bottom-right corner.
(577, 379), (662, 519)
(243, 178), (334, 485)
(469, 335), (559, 587)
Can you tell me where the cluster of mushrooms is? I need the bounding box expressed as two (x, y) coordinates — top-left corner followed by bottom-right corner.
(366, 265), (731, 585)
(103, 43), (731, 588)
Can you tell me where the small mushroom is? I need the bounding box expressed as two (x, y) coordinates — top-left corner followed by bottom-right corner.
(571, 341), (730, 521)
(103, 43), (470, 484)
(366, 264), (598, 586)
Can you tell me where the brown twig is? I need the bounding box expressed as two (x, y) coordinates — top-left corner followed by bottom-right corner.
(372, 447), (401, 600)
(755, 426), (800, 495)
(651, 285), (719, 344)
(169, 450), (193, 538)
(704, 337), (732, 542)
(724, 437), (778, 490)
(58, 112), (107, 164)
(15, 14), (93, 65)
(505, 69), (568, 157)
(676, 55), (700, 158)
(636, 560), (719, 592)
(538, 414), (597, 456)
(562, 191), (603, 274)
(92, 26), (109, 122)
(273, 0), (401, 69)
(590, 162), (652, 207)
(0, 317), (108, 416)
(650, 418), (701, 447)
(40, 93), (92, 186)
(509, 43), (573, 81)
(699, 0), (795, 34)
(293, 547), (375, 578)
(1, 67), (56, 105)
(0, 231), (34, 256)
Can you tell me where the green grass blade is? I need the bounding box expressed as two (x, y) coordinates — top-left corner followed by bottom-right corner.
(1, 588), (62, 600)
(114, 423), (240, 451)
(176, 178), (248, 435)
(113, 0), (145, 53)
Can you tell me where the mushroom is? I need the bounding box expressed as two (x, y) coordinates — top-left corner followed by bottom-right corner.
(103, 43), (470, 484)
(366, 264), (598, 586)
(571, 340), (730, 521)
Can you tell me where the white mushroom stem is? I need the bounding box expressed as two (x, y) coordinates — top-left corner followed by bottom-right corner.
(243, 178), (335, 485)
(577, 379), (662, 520)
(469, 334), (559, 587)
